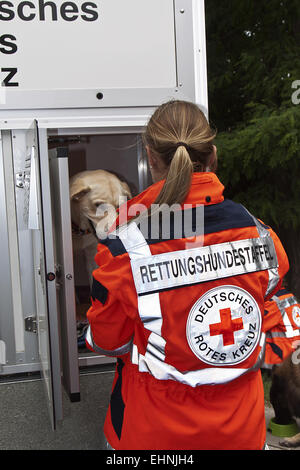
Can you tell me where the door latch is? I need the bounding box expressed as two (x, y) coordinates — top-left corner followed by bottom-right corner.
(24, 316), (37, 334)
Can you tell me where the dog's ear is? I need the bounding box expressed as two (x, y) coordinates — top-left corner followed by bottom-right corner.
(121, 182), (132, 199)
(70, 182), (91, 202)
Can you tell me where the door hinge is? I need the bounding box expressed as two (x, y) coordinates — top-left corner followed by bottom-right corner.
(25, 316), (37, 334)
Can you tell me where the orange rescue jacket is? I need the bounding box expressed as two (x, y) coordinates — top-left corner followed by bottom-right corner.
(262, 289), (300, 367)
(86, 172), (289, 450)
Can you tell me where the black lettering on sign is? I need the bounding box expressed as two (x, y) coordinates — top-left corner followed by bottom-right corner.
(0, 1), (14, 21)
(148, 264), (158, 282)
(0, 0), (99, 21)
(1, 68), (18, 86)
(140, 266), (149, 284)
(60, 2), (78, 21)
(0, 34), (17, 54)
(81, 2), (98, 21)
(18, 1), (35, 21)
(39, 0), (58, 21)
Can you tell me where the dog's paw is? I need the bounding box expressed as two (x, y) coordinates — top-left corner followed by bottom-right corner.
(279, 433), (300, 448)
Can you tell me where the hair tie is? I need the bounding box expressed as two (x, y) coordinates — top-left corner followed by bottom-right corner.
(175, 141), (190, 151)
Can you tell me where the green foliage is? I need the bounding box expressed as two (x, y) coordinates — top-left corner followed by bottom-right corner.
(216, 106), (300, 228)
(205, 0), (300, 229)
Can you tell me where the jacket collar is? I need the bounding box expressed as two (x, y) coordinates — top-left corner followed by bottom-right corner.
(114, 173), (225, 229)
(184, 172), (224, 205)
(128, 172), (224, 207)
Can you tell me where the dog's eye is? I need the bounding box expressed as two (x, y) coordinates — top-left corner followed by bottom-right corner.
(95, 203), (110, 218)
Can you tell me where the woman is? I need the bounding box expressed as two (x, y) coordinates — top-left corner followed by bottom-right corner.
(86, 100), (289, 450)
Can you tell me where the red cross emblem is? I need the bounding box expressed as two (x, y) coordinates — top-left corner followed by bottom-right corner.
(209, 308), (244, 346)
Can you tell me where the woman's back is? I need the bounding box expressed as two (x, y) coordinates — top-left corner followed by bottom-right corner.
(86, 101), (289, 450)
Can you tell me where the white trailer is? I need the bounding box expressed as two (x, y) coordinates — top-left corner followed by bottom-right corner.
(0, 0), (208, 429)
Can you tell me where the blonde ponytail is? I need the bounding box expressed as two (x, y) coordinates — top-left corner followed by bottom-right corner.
(154, 145), (193, 207)
(143, 100), (216, 208)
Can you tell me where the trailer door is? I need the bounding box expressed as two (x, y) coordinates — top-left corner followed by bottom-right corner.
(29, 121), (63, 429)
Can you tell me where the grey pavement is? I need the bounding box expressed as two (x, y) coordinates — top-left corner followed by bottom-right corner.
(0, 368), (299, 450)
(0, 367), (114, 450)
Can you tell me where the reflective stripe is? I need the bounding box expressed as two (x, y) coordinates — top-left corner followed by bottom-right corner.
(249, 332), (266, 372)
(265, 267), (280, 298)
(282, 313), (297, 338)
(146, 333), (166, 362)
(137, 293), (163, 336)
(254, 219), (279, 297)
(131, 344), (247, 386)
(105, 439), (115, 450)
(118, 223), (166, 363)
(118, 223), (163, 337)
(276, 295), (298, 310)
(242, 208), (280, 298)
(85, 325), (132, 357)
(267, 331), (290, 338)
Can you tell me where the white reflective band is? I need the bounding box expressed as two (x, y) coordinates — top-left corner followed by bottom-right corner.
(265, 267), (280, 298)
(282, 313), (297, 338)
(267, 331), (287, 338)
(137, 292), (163, 336)
(131, 344), (247, 386)
(131, 237), (278, 296)
(241, 208), (280, 298)
(276, 295), (298, 310)
(86, 325), (132, 357)
(146, 333), (166, 362)
(254, 332), (266, 369)
(260, 332), (266, 347)
(118, 222), (164, 336)
(118, 222), (166, 361)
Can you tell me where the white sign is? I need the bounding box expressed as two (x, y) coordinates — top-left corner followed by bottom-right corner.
(131, 236), (278, 296)
(0, 0), (177, 89)
(0, 0), (180, 107)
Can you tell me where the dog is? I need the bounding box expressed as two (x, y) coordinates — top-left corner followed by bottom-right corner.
(270, 345), (300, 447)
(70, 169), (131, 297)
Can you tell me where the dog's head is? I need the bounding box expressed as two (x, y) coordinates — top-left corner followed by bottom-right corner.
(70, 170), (131, 239)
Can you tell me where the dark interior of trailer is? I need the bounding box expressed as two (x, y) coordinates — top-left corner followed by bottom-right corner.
(48, 133), (150, 351)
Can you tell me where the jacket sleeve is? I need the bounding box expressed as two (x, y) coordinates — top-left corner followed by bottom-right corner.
(85, 242), (135, 357)
(265, 226), (290, 300)
(263, 298), (284, 333)
(263, 295), (300, 364)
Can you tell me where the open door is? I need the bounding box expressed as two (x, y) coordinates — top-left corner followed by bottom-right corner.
(48, 147), (80, 402)
(29, 121), (63, 429)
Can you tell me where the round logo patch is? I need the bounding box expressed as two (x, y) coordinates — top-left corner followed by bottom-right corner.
(186, 285), (261, 366)
(292, 306), (300, 328)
